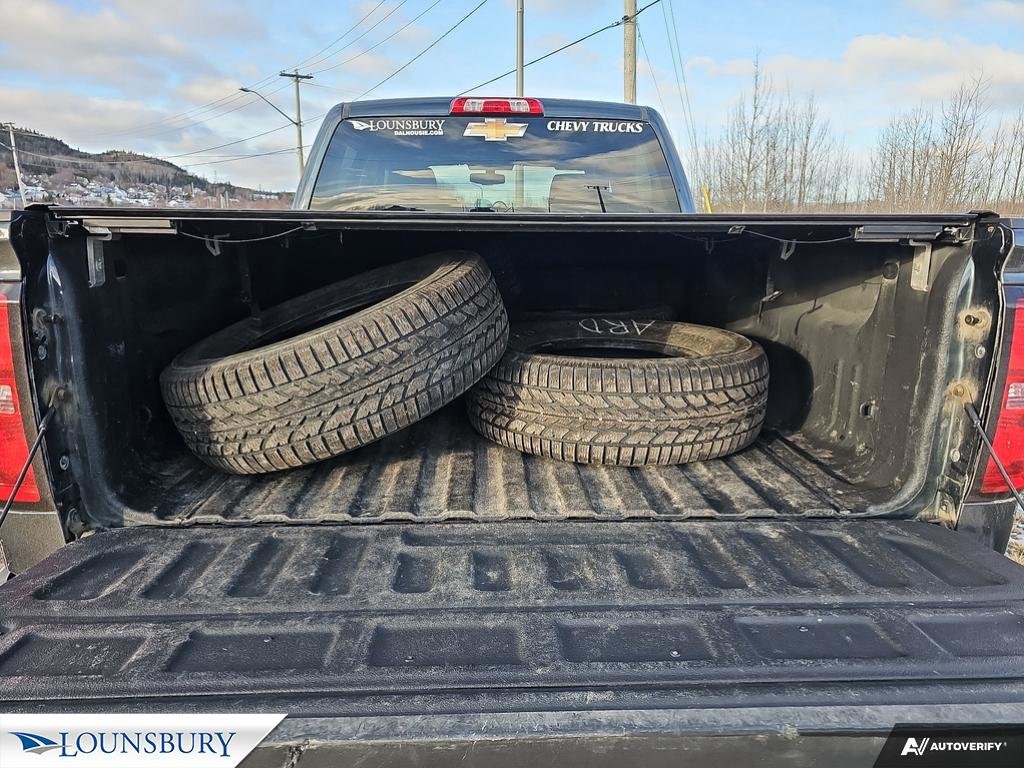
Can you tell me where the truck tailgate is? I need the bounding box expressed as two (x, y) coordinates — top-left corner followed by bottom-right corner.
(2, 519), (1024, 719)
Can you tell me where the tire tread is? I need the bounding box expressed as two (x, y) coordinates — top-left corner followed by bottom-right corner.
(161, 254), (508, 475)
(466, 320), (768, 466)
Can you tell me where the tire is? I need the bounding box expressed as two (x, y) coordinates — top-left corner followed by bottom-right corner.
(466, 318), (768, 466)
(161, 251), (509, 474)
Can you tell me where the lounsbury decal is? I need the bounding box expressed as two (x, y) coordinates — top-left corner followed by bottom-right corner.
(0, 714), (285, 768)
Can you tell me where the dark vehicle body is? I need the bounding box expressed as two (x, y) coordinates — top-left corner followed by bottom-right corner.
(1, 98), (1024, 765)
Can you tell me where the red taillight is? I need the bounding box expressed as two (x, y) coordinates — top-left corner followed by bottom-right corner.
(0, 300), (40, 503)
(450, 97), (544, 115)
(981, 300), (1024, 493)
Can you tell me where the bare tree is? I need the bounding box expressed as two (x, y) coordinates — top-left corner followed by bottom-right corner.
(932, 74), (989, 209)
(868, 106), (935, 211)
(975, 116), (1008, 206)
(1001, 107), (1024, 214)
(699, 65), (851, 212)
(699, 69), (1021, 214)
(865, 75), (1001, 212)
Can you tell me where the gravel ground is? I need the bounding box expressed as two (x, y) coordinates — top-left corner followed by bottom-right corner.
(1009, 509), (1024, 565)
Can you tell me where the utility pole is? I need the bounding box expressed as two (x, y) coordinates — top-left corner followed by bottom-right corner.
(241, 74), (312, 180)
(623, 0), (637, 104)
(280, 71), (313, 176)
(515, 0), (524, 97)
(3, 124), (28, 209)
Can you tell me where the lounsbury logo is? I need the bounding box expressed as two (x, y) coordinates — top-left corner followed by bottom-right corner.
(0, 714), (284, 768)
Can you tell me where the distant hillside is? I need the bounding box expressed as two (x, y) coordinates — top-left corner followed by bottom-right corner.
(1, 127), (291, 208)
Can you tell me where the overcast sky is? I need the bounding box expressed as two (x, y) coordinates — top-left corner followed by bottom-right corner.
(2, 0), (1023, 190)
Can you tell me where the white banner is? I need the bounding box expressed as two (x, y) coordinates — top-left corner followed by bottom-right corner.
(0, 713), (285, 768)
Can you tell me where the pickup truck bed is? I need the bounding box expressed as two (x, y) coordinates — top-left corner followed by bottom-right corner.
(2, 519), (1023, 714)
(132, 405), (867, 524)
(13, 210), (1004, 534)
(2, 208), (1023, 763)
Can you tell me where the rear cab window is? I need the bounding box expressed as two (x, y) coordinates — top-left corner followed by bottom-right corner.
(310, 115), (681, 213)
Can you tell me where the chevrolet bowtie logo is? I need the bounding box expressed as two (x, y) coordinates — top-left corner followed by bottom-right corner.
(463, 118), (528, 141)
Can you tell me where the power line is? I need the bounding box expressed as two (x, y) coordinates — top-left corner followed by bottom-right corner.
(7, 112), (298, 167)
(95, 88), (286, 143)
(283, 0), (393, 73)
(158, 123), (295, 159)
(8, 0), (672, 179)
(88, 87), (272, 143)
(637, 23), (670, 123)
(1, 138), (306, 171)
(310, 0), (446, 79)
(356, 0), (491, 100)
(295, 1), (490, 124)
(659, 1), (688, 146)
(144, 0), (425, 138)
(668, 0), (700, 173)
(304, 0), (413, 74)
(88, 92), (252, 141)
(304, 81), (362, 95)
(83, 0), (433, 144)
(1, 126), (294, 165)
(1, 140), (169, 165)
(662, 0), (700, 177)
(457, 0), (663, 95)
(93, 80), (304, 145)
(179, 146), (311, 168)
(89, 0), (398, 140)
(12, 0), (475, 165)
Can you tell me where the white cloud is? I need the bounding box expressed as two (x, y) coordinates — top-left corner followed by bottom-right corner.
(0, 87), (177, 145)
(533, 34), (601, 67)
(0, 0), (267, 93)
(109, 0), (266, 39)
(0, 83), (313, 191)
(905, 0), (1024, 21)
(687, 56), (756, 79)
(0, 0), (201, 88)
(777, 35), (1024, 105)
(339, 51), (400, 77)
(174, 76), (247, 106)
(691, 34), (1024, 107)
(905, 0), (964, 14)
(0, 0), (297, 187)
(982, 0), (1024, 22)
(678, 32), (1024, 155)
(502, 0), (595, 14)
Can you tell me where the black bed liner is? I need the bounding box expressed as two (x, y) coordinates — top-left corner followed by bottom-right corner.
(2, 518), (1023, 713)
(120, 407), (876, 526)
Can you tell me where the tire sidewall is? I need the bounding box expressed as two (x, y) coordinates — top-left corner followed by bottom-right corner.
(504, 319), (756, 372)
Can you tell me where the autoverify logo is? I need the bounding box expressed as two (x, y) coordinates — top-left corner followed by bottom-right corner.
(876, 725), (1024, 767)
(901, 738), (931, 756)
(0, 715), (284, 768)
(900, 736), (1007, 756)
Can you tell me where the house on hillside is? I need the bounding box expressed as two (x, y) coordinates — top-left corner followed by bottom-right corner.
(22, 186), (47, 203)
